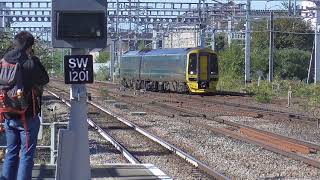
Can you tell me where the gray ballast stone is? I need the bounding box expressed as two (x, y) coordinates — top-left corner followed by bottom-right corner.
(104, 100), (116, 104)
(113, 103), (128, 109)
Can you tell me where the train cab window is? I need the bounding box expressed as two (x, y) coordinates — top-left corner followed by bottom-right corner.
(209, 54), (218, 75)
(188, 53), (197, 75)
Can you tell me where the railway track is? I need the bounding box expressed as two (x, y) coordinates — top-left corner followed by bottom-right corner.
(46, 88), (229, 179)
(93, 88), (320, 169)
(81, 84), (320, 166)
(57, 78), (313, 122)
(48, 80), (320, 178)
(92, 80), (315, 123)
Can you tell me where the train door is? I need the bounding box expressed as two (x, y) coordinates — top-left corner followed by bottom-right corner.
(199, 53), (209, 81)
(188, 53), (197, 80)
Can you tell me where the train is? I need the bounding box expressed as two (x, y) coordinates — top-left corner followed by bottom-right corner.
(120, 48), (219, 93)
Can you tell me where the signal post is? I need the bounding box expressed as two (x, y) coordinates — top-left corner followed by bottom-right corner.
(52, 0), (106, 179)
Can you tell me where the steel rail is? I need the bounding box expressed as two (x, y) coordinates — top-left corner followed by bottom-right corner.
(135, 100), (320, 169)
(46, 88), (229, 179)
(58, 81), (320, 152)
(45, 90), (140, 165)
(144, 100), (320, 155)
(88, 100), (230, 180)
(213, 117), (320, 151)
(86, 119), (140, 164)
(76, 82), (320, 151)
(49, 80), (320, 171)
(92, 80), (313, 121)
(206, 127), (320, 169)
(80, 83), (320, 169)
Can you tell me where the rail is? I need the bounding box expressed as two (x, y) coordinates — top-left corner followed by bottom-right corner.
(46, 90), (140, 165)
(46, 88), (230, 180)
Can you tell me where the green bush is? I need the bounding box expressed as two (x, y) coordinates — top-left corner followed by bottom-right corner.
(246, 81), (273, 103)
(216, 75), (244, 92)
(95, 51), (110, 63)
(95, 65), (109, 81)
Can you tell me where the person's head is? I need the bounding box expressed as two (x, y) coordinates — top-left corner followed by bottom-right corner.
(13, 31), (34, 55)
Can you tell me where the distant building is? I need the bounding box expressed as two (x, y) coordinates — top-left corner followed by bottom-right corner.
(164, 27), (199, 48)
(301, 1), (316, 29)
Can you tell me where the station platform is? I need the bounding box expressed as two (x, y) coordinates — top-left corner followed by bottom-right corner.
(0, 163), (171, 180)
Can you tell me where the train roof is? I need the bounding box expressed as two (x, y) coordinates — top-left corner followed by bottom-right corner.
(123, 48), (196, 57)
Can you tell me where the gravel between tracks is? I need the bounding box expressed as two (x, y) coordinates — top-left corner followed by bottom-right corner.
(94, 96), (320, 179)
(41, 92), (128, 164)
(48, 89), (214, 179)
(49, 81), (320, 179)
(89, 107), (213, 180)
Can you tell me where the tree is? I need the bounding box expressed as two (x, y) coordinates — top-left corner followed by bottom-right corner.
(33, 38), (52, 70)
(275, 48), (310, 80)
(218, 42), (245, 78)
(251, 18), (314, 51)
(0, 32), (13, 57)
(95, 51), (110, 63)
(249, 17), (313, 80)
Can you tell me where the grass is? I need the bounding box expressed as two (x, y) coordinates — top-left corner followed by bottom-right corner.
(217, 75), (320, 108)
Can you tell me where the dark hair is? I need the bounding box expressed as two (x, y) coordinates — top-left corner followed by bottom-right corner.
(14, 31), (34, 51)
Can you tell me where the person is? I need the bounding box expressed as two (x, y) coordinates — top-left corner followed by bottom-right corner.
(0, 31), (49, 180)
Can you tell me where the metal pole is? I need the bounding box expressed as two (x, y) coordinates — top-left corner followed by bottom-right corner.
(161, 31), (165, 49)
(129, 0), (132, 50)
(51, 49), (54, 75)
(50, 123), (56, 165)
(200, 28), (206, 48)
(194, 25), (198, 47)
(61, 49), (64, 73)
(211, 29), (215, 51)
(117, 38), (123, 78)
(116, 0), (119, 37)
(110, 40), (116, 82)
(315, 8), (320, 83)
(294, 0), (297, 16)
(245, 0), (251, 84)
(152, 29), (157, 49)
(2, 15), (5, 28)
(56, 48), (91, 180)
(288, 0), (292, 16)
(199, 0), (206, 48)
(268, 12), (274, 82)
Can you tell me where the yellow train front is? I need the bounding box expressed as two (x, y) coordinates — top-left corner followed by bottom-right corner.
(120, 48), (219, 93)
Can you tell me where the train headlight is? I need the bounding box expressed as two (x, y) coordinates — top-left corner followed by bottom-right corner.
(190, 71), (194, 75)
(210, 72), (214, 74)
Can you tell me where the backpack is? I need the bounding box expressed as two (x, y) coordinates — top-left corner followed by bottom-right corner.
(0, 57), (37, 149)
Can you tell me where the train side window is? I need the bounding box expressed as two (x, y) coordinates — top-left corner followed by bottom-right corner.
(209, 54), (218, 75)
(188, 53), (197, 75)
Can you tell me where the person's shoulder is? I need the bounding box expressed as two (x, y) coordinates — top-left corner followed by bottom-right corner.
(31, 56), (40, 61)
